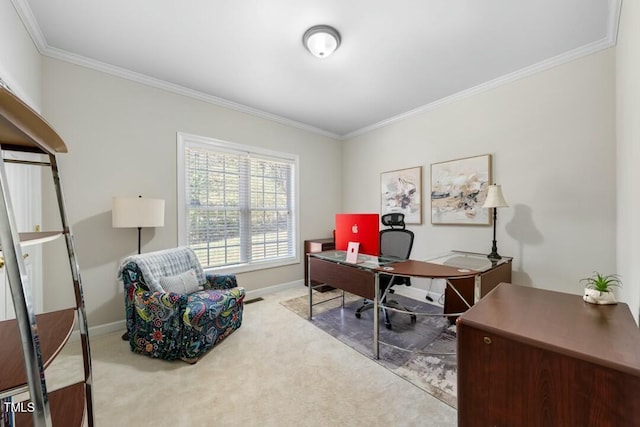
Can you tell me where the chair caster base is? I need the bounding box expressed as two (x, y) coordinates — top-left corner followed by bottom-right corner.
(410, 314), (417, 323)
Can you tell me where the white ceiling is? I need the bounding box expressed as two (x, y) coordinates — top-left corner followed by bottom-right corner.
(17, 0), (619, 138)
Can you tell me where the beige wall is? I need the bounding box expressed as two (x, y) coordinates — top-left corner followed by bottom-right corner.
(0, 0), (41, 108)
(616, 1), (640, 323)
(343, 49), (617, 298)
(40, 58), (342, 327)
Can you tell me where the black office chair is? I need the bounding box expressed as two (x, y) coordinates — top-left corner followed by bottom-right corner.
(355, 213), (417, 329)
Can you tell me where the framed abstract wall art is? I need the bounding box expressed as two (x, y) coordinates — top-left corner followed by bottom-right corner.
(380, 166), (422, 224)
(430, 154), (492, 225)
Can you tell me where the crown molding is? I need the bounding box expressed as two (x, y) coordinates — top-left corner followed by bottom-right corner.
(4, 0), (46, 109)
(10, 0), (48, 54)
(343, 36), (618, 140)
(12, 0), (622, 142)
(35, 36), (618, 143)
(607, 0), (623, 45)
(11, 1), (339, 140)
(43, 47), (341, 140)
(343, 0), (622, 140)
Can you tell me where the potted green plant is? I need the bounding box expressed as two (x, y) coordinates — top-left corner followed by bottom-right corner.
(581, 272), (622, 305)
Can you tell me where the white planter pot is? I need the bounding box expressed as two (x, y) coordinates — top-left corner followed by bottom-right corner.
(583, 288), (617, 305)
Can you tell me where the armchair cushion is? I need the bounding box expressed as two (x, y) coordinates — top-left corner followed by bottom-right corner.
(159, 269), (202, 294)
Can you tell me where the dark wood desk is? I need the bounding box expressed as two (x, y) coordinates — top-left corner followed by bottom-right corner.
(308, 257), (375, 299)
(457, 283), (640, 427)
(417, 251), (513, 322)
(444, 258), (512, 321)
(308, 251), (480, 358)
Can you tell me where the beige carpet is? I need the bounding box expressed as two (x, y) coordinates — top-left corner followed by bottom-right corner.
(282, 289), (458, 408)
(279, 288), (362, 317)
(43, 286), (456, 426)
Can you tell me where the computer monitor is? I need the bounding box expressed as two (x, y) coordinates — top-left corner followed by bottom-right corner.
(335, 213), (380, 256)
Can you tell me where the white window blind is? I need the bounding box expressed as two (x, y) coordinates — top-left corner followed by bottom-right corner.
(177, 133), (299, 271)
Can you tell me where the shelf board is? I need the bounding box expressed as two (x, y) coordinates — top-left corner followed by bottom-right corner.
(0, 309), (75, 394)
(0, 232), (63, 251)
(18, 231), (63, 247)
(0, 86), (67, 155)
(14, 382), (86, 427)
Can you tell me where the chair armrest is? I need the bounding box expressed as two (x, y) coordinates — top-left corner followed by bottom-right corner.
(204, 273), (238, 290)
(130, 289), (188, 359)
(133, 289), (188, 328)
(123, 277), (187, 334)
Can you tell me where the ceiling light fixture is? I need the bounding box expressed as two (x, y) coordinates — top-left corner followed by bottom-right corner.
(303, 25), (341, 58)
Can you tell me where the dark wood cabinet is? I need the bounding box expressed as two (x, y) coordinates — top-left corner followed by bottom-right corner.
(304, 238), (335, 291)
(457, 283), (640, 427)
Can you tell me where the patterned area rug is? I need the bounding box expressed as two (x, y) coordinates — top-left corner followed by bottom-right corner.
(281, 290), (457, 408)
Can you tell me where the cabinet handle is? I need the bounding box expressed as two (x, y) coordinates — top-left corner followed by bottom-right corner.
(483, 336), (492, 345)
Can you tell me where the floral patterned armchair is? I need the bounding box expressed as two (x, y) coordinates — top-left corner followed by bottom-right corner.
(117, 247), (245, 362)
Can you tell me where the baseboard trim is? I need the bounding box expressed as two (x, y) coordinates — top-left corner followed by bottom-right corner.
(244, 280), (303, 299)
(80, 280), (304, 339)
(79, 280), (444, 339)
(71, 319), (125, 341)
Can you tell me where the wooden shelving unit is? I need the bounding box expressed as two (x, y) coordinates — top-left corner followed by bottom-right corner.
(0, 309), (75, 396)
(0, 83), (93, 426)
(14, 383), (86, 427)
(15, 232), (63, 247)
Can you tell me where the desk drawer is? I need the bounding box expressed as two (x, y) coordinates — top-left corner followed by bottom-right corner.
(309, 257), (375, 300)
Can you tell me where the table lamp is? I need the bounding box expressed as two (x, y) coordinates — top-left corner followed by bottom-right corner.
(112, 196), (165, 254)
(482, 184), (509, 260)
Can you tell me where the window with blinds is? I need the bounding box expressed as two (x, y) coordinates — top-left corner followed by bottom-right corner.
(177, 133), (299, 271)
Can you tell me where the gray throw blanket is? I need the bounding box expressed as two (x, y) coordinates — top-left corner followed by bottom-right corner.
(117, 246), (206, 293)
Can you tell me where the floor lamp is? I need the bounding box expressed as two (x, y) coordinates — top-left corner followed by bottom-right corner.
(112, 196), (165, 254)
(482, 184), (509, 260)
(112, 195), (164, 341)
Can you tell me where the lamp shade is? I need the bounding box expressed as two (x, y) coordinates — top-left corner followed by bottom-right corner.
(303, 25), (341, 58)
(112, 197), (165, 228)
(482, 185), (509, 209)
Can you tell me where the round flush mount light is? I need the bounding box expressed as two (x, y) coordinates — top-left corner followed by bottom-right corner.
(303, 25), (341, 58)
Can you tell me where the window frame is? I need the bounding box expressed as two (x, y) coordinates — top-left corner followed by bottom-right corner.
(177, 132), (300, 274)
